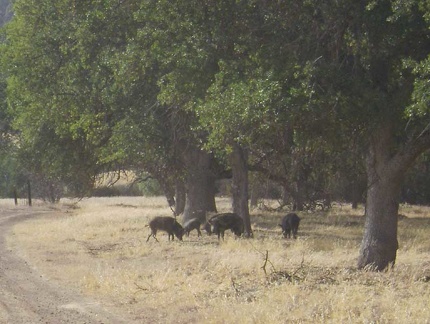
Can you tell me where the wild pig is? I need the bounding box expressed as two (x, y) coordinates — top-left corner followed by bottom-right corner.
(146, 216), (184, 242)
(207, 213), (244, 240)
(183, 218), (202, 237)
(203, 214), (219, 235)
(279, 213), (301, 239)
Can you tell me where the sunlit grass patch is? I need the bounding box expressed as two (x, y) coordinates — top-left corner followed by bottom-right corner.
(7, 197), (430, 323)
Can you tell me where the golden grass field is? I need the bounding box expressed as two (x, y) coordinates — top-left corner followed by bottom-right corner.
(5, 197), (430, 323)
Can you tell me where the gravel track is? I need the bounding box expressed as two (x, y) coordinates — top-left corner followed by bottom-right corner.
(0, 206), (129, 324)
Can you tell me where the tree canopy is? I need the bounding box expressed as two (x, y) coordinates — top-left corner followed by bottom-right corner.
(1, 0), (430, 269)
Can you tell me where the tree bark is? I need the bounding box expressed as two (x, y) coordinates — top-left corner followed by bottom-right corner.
(174, 179), (186, 216)
(357, 170), (401, 270)
(182, 146), (217, 223)
(358, 125), (401, 270)
(292, 180), (305, 211)
(292, 161), (308, 211)
(162, 186), (175, 209)
(151, 172), (175, 209)
(230, 143), (252, 237)
(357, 124), (430, 270)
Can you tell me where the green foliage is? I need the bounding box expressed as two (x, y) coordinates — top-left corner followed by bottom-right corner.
(0, 0), (430, 206)
(137, 178), (163, 197)
(0, 149), (26, 197)
(196, 68), (281, 153)
(1, 0), (139, 197)
(407, 57), (430, 117)
(403, 153), (430, 204)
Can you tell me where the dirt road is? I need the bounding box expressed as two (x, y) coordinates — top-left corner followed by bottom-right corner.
(0, 206), (129, 324)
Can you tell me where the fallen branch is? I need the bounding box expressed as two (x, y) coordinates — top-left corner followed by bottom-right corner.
(261, 250), (277, 276)
(133, 282), (148, 294)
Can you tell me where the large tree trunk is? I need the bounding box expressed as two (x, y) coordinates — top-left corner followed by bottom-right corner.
(292, 180), (305, 211)
(231, 143), (252, 237)
(357, 168), (401, 270)
(357, 124), (430, 271)
(182, 146), (217, 223)
(292, 161), (308, 211)
(162, 187), (175, 209)
(174, 179), (186, 216)
(153, 173), (175, 209)
(358, 125), (412, 270)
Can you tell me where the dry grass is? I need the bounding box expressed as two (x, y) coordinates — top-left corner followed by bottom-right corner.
(6, 197), (430, 323)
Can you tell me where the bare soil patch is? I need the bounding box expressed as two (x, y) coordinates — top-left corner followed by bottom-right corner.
(0, 202), (134, 323)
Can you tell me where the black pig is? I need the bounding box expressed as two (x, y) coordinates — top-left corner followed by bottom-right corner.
(146, 216), (184, 242)
(183, 218), (202, 237)
(279, 213), (301, 239)
(207, 213), (244, 240)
